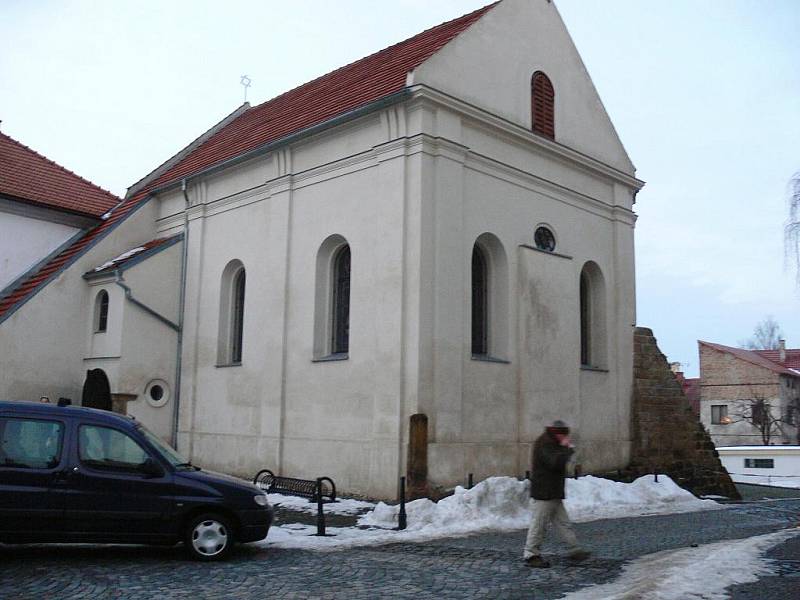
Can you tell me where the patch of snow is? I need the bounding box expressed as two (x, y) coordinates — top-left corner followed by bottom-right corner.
(268, 493), (376, 516)
(92, 246), (146, 271)
(560, 528), (800, 600)
(257, 475), (723, 551)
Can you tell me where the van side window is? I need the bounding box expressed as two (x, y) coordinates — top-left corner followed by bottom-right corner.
(0, 418), (63, 469)
(78, 425), (149, 472)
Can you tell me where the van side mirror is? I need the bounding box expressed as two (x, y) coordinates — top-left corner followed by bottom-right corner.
(140, 457), (164, 478)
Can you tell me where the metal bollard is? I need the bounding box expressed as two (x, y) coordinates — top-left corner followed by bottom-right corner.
(574, 464), (581, 480)
(315, 478), (327, 536)
(467, 473), (473, 489)
(398, 476), (407, 531)
(654, 472), (659, 483)
(525, 470), (531, 481)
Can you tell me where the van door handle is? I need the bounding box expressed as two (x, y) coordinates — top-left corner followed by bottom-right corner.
(54, 467), (79, 481)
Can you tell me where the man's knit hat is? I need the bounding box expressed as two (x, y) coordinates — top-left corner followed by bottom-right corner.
(546, 419), (569, 434)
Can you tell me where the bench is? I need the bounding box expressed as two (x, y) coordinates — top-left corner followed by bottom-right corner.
(253, 469), (337, 503)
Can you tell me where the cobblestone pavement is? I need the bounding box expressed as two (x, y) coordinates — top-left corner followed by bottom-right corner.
(1, 499), (798, 599)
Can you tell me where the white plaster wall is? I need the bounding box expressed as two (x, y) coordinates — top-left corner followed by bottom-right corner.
(172, 0), (641, 497)
(114, 243), (182, 441)
(0, 211), (80, 290)
(412, 0), (635, 174)
(0, 200), (158, 404)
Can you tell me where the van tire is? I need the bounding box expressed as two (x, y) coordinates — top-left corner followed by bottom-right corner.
(185, 513), (235, 561)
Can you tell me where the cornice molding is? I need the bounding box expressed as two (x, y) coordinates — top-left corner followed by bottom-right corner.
(407, 85), (645, 192)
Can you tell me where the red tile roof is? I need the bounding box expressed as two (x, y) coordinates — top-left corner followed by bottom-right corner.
(754, 349), (800, 371)
(0, 131), (120, 218)
(0, 3), (497, 323)
(0, 194), (149, 321)
(139, 2), (498, 195)
(699, 341), (800, 377)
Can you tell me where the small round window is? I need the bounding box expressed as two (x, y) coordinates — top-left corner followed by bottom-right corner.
(534, 226), (556, 252)
(144, 379), (170, 408)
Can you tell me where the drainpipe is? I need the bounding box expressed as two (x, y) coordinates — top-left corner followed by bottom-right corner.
(114, 272), (180, 332)
(173, 179), (191, 449)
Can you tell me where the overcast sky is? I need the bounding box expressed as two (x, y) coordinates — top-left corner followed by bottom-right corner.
(1, 0), (798, 376)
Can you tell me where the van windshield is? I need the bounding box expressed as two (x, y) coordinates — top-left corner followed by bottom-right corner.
(138, 425), (193, 469)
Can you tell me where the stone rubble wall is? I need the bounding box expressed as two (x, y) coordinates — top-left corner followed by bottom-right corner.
(618, 327), (740, 499)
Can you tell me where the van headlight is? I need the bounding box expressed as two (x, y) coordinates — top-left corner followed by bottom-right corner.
(254, 494), (269, 507)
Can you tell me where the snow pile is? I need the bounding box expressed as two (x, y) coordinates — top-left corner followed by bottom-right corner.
(564, 474), (721, 521)
(360, 476), (530, 532)
(561, 528), (800, 600)
(260, 474), (722, 551)
(268, 493), (376, 516)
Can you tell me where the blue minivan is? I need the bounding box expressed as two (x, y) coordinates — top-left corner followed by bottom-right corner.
(0, 401), (272, 560)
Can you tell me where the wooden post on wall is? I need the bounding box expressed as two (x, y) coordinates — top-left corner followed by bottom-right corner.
(407, 413), (430, 499)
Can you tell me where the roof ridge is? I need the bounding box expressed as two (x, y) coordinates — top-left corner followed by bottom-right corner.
(0, 131), (120, 202)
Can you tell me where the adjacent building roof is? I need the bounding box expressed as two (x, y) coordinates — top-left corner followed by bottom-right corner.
(754, 349), (800, 372)
(0, 3), (497, 323)
(83, 234), (183, 279)
(699, 341), (800, 377)
(0, 131), (120, 218)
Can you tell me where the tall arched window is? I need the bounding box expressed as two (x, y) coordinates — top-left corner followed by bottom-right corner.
(471, 246), (488, 356)
(471, 234), (508, 360)
(217, 260), (246, 365)
(531, 71), (555, 139)
(579, 269), (591, 366)
(230, 268), (246, 363)
(313, 235), (351, 359)
(579, 261), (607, 368)
(94, 290), (109, 333)
(331, 245), (351, 355)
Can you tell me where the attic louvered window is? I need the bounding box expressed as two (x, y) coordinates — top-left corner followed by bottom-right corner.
(531, 71), (555, 139)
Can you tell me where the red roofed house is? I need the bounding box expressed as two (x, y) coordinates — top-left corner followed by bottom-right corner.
(699, 340), (800, 446)
(0, 0), (644, 497)
(0, 131), (120, 291)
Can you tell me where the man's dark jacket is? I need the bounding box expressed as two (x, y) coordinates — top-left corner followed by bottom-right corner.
(530, 430), (574, 500)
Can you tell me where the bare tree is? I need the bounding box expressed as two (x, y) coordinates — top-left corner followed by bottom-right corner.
(739, 316), (784, 350)
(787, 171), (800, 287)
(729, 387), (786, 445)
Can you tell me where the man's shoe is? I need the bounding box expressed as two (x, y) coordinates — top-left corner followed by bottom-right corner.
(568, 550), (591, 562)
(525, 555), (551, 568)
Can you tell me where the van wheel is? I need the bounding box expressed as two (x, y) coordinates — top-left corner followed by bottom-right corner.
(185, 513), (234, 561)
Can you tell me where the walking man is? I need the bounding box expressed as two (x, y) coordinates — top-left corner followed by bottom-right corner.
(523, 419), (590, 567)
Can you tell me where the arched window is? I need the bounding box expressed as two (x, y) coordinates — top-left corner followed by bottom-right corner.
(94, 290), (109, 333)
(230, 268), (246, 363)
(471, 246), (488, 356)
(313, 235), (351, 359)
(471, 233), (508, 360)
(531, 71), (555, 139)
(217, 260), (246, 365)
(579, 270), (591, 366)
(331, 245), (351, 355)
(579, 262), (607, 368)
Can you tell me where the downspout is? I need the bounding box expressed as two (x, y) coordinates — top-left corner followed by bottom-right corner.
(114, 271), (180, 332)
(173, 179), (191, 448)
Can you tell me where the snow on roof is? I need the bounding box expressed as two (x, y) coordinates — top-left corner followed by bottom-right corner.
(84, 235), (182, 278)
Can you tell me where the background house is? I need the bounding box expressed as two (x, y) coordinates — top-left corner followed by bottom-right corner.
(0, 0), (644, 497)
(699, 340), (800, 446)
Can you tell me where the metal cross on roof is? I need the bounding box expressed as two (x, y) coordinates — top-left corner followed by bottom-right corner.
(240, 75), (252, 103)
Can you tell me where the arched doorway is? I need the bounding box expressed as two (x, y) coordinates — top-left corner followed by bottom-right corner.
(82, 369), (112, 411)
